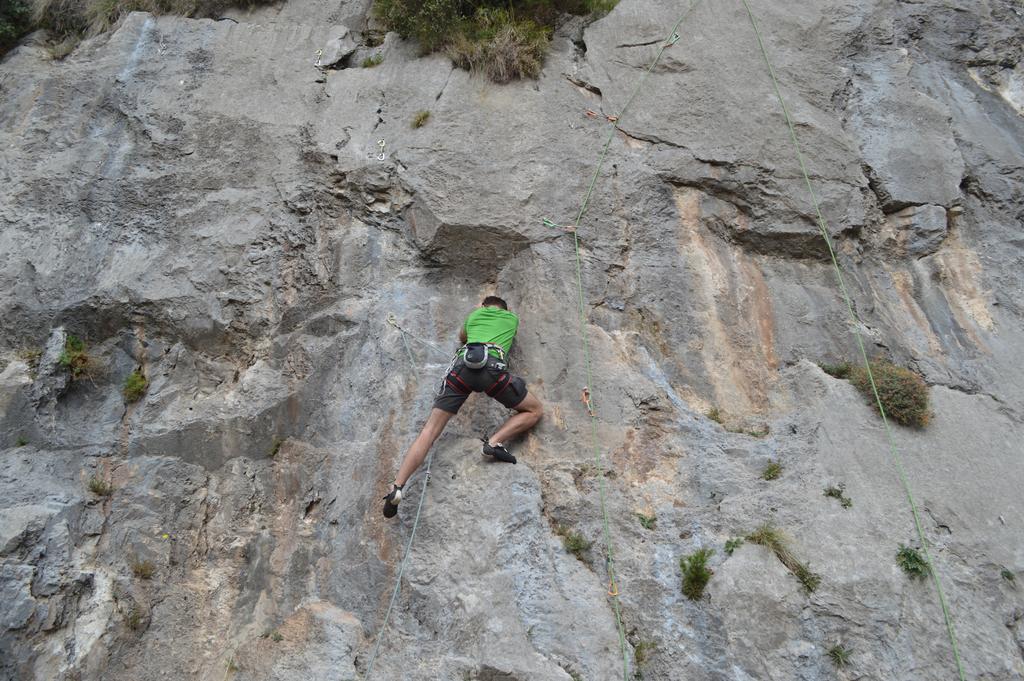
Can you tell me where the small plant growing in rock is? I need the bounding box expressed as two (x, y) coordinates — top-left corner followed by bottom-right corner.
(636, 513), (656, 530)
(361, 53), (384, 68)
(896, 545), (930, 580)
(555, 525), (591, 561)
(123, 369), (148, 402)
(88, 475), (113, 497)
(411, 110), (431, 128)
(130, 557), (156, 579)
(761, 461), (782, 481)
(819, 361), (852, 379)
(124, 604), (144, 631)
(724, 538), (744, 556)
(634, 638), (657, 670)
(706, 407), (723, 424)
(270, 630), (283, 642)
(270, 437), (283, 457)
(16, 435), (28, 447)
(827, 643), (852, 669)
(823, 484), (853, 509)
(747, 524), (820, 593)
(680, 548), (714, 600)
(59, 334), (92, 379)
(17, 347), (42, 375)
(1002, 569), (1015, 583)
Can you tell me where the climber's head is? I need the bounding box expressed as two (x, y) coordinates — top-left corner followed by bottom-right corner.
(482, 295), (508, 310)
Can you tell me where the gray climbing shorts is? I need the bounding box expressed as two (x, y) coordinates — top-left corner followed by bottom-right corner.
(433, 357), (528, 414)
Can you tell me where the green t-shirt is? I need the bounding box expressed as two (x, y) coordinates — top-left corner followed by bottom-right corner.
(463, 306), (519, 356)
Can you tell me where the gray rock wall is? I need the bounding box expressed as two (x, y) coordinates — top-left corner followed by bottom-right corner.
(1, 0), (1022, 679)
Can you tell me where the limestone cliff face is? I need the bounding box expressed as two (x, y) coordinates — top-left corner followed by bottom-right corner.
(1, 1), (1022, 679)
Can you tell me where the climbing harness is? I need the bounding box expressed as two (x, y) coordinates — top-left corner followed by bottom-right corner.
(560, 2), (703, 679)
(738, 2), (966, 677)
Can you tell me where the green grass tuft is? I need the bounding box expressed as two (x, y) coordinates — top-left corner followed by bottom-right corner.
(59, 334), (92, 379)
(16, 435), (29, 447)
(411, 110), (431, 128)
(706, 406), (723, 424)
(680, 547), (714, 601)
(761, 461), (782, 481)
(819, 361), (852, 379)
(724, 537), (743, 556)
(270, 437), (283, 457)
(823, 484), (853, 509)
(1001, 569), (1015, 582)
(88, 475), (113, 496)
(896, 545), (930, 580)
(130, 557), (156, 579)
(828, 643), (851, 668)
(747, 523), (820, 593)
(123, 369), (148, 402)
(555, 524), (591, 561)
(636, 512), (656, 530)
(361, 52), (383, 67)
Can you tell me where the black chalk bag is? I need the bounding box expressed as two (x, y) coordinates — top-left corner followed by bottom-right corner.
(463, 343), (489, 370)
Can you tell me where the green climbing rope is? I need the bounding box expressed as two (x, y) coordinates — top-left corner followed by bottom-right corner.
(738, 2), (966, 678)
(364, 319), (438, 679)
(564, 2), (702, 679)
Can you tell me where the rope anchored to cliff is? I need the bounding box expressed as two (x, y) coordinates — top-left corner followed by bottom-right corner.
(363, 318), (440, 680)
(738, 2), (966, 677)
(560, 2), (702, 679)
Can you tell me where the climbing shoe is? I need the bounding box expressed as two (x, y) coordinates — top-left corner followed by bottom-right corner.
(382, 484), (403, 519)
(482, 440), (517, 465)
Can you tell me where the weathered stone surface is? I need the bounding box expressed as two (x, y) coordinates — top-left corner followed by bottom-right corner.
(1, 0), (1022, 679)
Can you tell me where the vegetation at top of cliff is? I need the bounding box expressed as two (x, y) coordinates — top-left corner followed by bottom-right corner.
(820, 358), (931, 428)
(12, 0), (276, 51)
(1, 1), (33, 55)
(372, 0), (617, 82)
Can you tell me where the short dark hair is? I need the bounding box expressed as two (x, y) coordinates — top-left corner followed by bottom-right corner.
(482, 295), (508, 310)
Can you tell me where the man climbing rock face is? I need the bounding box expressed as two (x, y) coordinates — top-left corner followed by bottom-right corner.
(383, 296), (544, 518)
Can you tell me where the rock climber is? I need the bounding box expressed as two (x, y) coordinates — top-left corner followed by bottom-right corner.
(382, 295), (544, 518)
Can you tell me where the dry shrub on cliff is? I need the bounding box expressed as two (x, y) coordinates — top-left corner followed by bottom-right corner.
(850, 360), (931, 428)
(374, 0), (616, 82)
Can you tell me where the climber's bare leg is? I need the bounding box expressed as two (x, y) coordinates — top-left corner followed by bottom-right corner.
(488, 393), (544, 446)
(394, 408), (454, 487)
